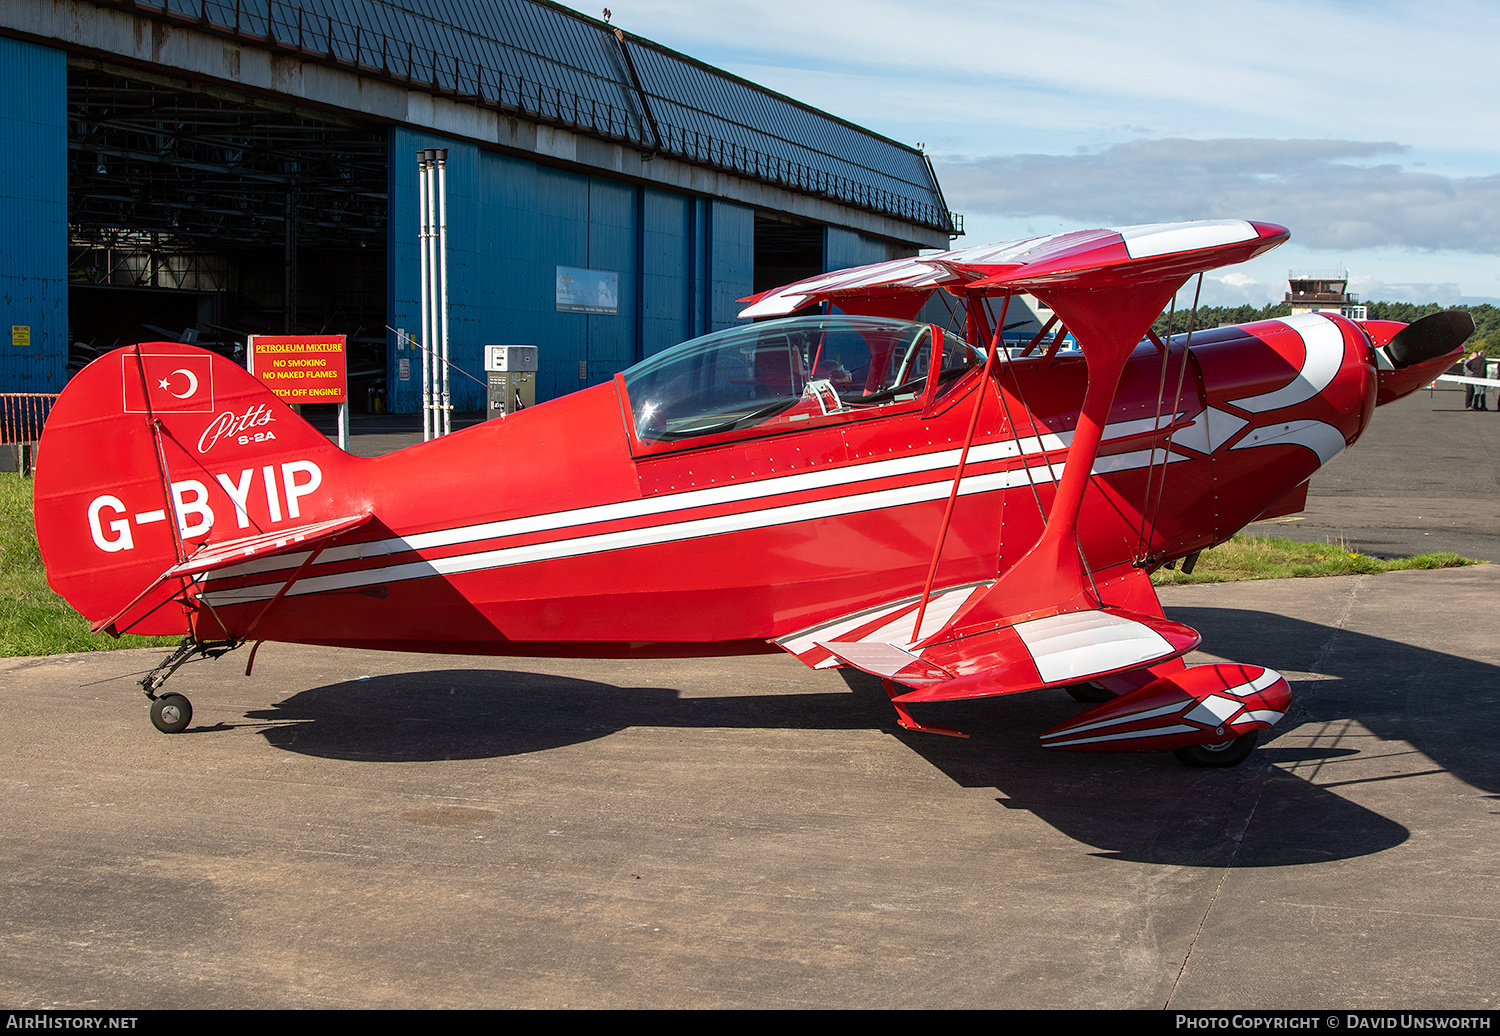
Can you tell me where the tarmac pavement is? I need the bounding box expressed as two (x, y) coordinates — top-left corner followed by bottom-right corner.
(1245, 384), (1500, 561)
(1, 564), (1497, 1009)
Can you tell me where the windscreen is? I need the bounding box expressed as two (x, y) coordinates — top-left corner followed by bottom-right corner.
(622, 316), (979, 443)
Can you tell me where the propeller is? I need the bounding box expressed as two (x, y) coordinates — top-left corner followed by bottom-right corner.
(1386, 309), (1476, 368)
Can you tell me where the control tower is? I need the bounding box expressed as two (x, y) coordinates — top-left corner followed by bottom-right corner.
(1286, 269), (1367, 320)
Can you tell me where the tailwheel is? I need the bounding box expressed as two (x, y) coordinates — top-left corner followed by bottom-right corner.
(150, 693), (193, 734)
(1173, 730), (1257, 768)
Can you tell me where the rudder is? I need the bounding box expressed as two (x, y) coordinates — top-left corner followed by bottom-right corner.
(34, 343), (363, 634)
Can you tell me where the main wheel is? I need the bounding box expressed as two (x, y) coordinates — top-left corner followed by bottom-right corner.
(1065, 682), (1115, 703)
(150, 693), (193, 734)
(1173, 730), (1257, 768)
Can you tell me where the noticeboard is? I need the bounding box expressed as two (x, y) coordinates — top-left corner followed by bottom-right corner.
(555, 267), (618, 314)
(247, 335), (348, 404)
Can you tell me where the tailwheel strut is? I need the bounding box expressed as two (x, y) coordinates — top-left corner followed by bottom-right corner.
(140, 636), (241, 734)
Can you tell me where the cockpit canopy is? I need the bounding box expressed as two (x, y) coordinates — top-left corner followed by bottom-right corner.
(622, 315), (983, 443)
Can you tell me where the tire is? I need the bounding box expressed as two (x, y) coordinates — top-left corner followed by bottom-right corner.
(150, 694), (193, 734)
(1173, 730), (1257, 768)
(1065, 682), (1115, 703)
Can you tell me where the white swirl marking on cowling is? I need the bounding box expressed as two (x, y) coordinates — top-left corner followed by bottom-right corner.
(1229, 313), (1347, 414)
(1231, 418), (1347, 466)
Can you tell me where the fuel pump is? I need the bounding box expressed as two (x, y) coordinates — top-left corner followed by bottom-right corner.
(484, 345), (538, 418)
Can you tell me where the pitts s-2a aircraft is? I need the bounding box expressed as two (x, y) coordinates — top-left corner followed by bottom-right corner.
(35, 220), (1473, 765)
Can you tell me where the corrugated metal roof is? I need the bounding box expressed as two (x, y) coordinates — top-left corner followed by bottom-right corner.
(104, 0), (956, 232)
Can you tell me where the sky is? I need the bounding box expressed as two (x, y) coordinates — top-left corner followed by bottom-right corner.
(556, 0), (1500, 307)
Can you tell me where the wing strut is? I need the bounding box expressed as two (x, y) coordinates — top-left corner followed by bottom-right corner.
(1019, 315), (1060, 357)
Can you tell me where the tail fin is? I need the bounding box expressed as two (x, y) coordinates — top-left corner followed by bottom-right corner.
(34, 343), (365, 635)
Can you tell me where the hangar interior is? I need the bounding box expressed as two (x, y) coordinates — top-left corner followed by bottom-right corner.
(67, 65), (390, 394)
(1, 0), (958, 412)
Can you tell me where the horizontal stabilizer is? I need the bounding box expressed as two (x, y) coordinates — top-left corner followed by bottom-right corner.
(165, 512), (373, 579)
(94, 512), (372, 636)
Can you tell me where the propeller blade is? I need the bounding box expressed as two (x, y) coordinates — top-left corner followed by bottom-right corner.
(1386, 309), (1475, 367)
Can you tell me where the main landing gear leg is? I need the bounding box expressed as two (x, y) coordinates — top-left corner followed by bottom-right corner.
(1064, 682), (1115, 703)
(141, 636), (241, 734)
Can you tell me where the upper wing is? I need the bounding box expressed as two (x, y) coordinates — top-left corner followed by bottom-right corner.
(738, 221), (1286, 319)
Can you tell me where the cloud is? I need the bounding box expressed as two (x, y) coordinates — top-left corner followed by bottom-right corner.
(1215, 273), (1259, 288)
(1349, 276), (1472, 308)
(935, 139), (1500, 253)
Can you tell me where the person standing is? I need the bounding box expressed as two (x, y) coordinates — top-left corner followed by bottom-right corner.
(1466, 349), (1489, 410)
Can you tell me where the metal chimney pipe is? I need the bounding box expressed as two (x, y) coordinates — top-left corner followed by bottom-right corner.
(417, 149), (432, 441)
(436, 149), (451, 437)
(425, 149), (443, 438)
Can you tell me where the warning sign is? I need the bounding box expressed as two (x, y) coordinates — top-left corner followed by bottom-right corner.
(248, 335), (348, 404)
(12, 325), (30, 347)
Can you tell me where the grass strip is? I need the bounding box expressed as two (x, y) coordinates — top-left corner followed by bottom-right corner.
(1, 473), (178, 657)
(1151, 534), (1475, 586)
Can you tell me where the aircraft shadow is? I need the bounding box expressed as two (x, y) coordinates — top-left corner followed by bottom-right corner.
(1171, 604), (1500, 798)
(249, 669), (892, 762)
(883, 602), (1500, 867)
(247, 597), (1500, 867)
(866, 681), (1410, 869)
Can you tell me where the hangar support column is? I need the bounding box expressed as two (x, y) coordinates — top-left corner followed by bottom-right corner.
(0, 37), (66, 393)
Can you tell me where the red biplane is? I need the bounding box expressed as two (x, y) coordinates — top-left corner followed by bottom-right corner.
(33, 219), (1472, 766)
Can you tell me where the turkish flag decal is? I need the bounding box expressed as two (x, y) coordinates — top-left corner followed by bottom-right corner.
(122, 353), (215, 414)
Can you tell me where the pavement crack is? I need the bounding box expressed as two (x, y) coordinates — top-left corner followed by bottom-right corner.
(1163, 769), (1267, 1009)
(1284, 574), (1366, 731)
(1314, 574), (1364, 668)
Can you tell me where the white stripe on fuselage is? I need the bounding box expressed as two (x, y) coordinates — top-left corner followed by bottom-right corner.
(201, 440), (1190, 605)
(210, 413), (1180, 583)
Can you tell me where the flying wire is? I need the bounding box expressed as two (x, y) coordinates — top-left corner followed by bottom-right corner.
(1136, 295), (1179, 560)
(910, 293), (1010, 644)
(996, 312), (1057, 527)
(1143, 273), (1204, 556)
(386, 325), (490, 390)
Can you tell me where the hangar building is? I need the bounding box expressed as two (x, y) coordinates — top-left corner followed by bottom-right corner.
(0, 0), (959, 411)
